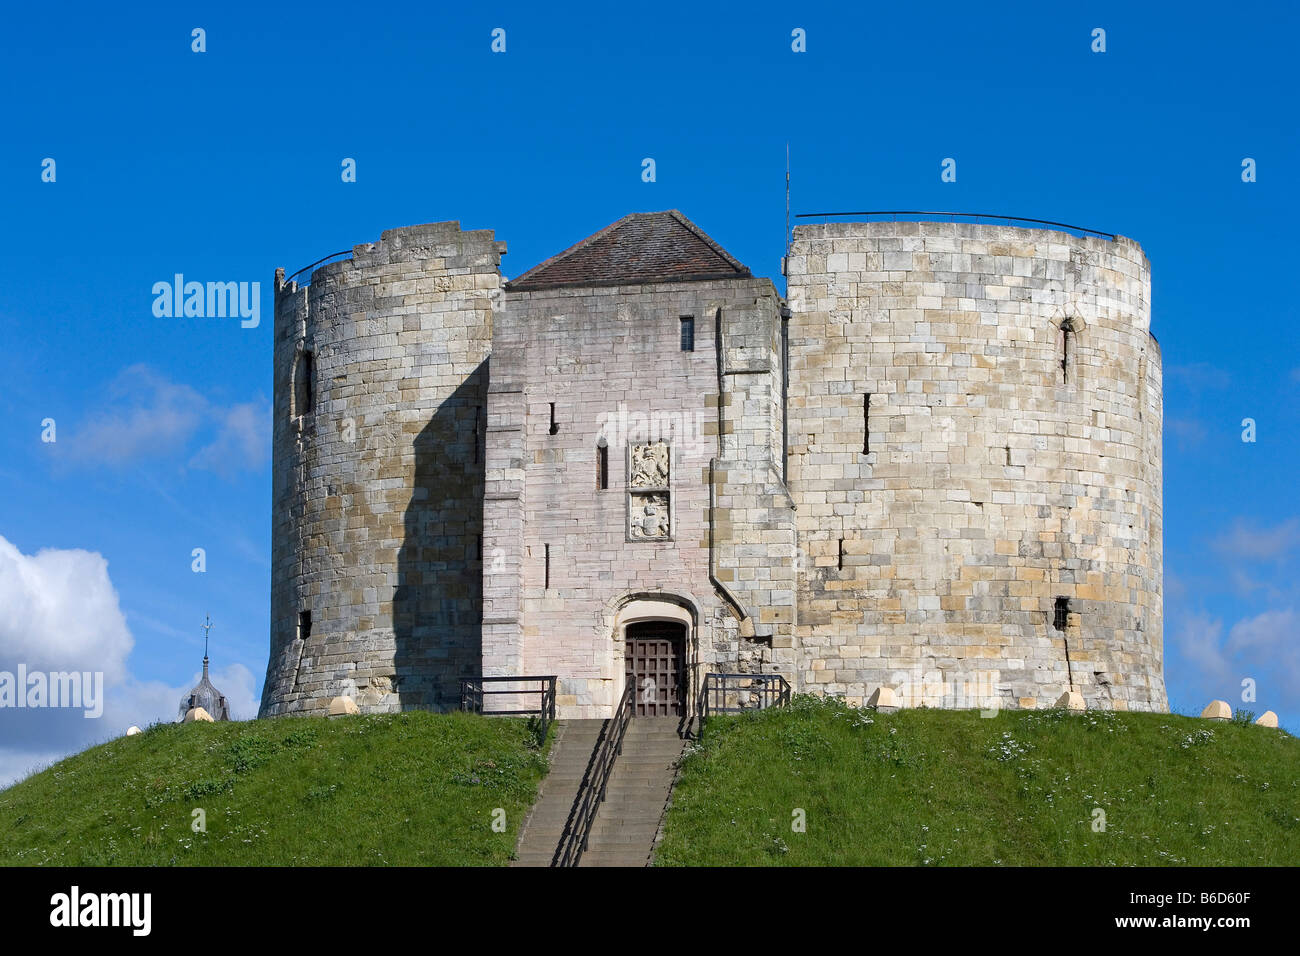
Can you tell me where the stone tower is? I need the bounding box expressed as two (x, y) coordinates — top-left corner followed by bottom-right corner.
(261, 212), (1165, 719)
(261, 223), (504, 716)
(785, 221), (1164, 711)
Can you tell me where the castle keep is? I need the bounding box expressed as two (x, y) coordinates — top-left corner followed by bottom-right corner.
(260, 211), (1166, 719)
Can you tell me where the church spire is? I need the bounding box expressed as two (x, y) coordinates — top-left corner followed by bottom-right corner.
(178, 614), (231, 722)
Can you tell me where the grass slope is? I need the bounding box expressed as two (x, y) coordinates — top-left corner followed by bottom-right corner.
(0, 712), (549, 866)
(657, 696), (1300, 866)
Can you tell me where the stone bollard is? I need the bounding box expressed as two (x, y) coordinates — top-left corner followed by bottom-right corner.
(867, 686), (898, 713)
(1200, 700), (1232, 721)
(1255, 710), (1279, 728)
(183, 707), (214, 723)
(1055, 691), (1085, 711)
(328, 696), (360, 717)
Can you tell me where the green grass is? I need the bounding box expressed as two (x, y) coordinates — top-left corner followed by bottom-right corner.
(0, 712), (550, 866)
(657, 695), (1300, 866)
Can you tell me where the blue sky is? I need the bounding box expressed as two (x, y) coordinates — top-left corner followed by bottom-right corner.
(1, 1), (1297, 781)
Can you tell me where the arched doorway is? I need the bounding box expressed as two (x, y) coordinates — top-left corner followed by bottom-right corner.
(625, 620), (687, 717)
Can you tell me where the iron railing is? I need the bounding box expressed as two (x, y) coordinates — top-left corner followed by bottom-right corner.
(794, 211), (1116, 240)
(699, 673), (791, 717)
(460, 675), (557, 740)
(554, 681), (635, 867)
(284, 250), (353, 288)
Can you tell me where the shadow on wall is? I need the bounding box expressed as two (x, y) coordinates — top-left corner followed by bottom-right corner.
(392, 359), (488, 711)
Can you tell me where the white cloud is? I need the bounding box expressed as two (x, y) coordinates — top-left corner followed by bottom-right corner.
(188, 398), (272, 475)
(1165, 417), (1207, 449)
(1165, 363), (1232, 390)
(1171, 614), (1229, 687)
(0, 535), (260, 789)
(1169, 608), (1299, 722)
(1213, 518), (1300, 561)
(54, 364), (269, 476)
(61, 364), (205, 465)
(0, 535), (133, 682)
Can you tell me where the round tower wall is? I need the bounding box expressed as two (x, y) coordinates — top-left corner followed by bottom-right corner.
(785, 220), (1165, 711)
(261, 222), (501, 716)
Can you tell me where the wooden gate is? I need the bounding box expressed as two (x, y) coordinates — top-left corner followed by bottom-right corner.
(624, 621), (686, 717)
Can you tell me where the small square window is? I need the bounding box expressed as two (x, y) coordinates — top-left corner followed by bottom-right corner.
(680, 316), (694, 352)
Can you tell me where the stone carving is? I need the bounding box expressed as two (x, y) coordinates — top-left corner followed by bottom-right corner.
(630, 492), (670, 539)
(629, 441), (669, 488)
(628, 442), (670, 539)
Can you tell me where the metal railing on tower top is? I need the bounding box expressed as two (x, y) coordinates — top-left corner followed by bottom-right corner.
(794, 211), (1116, 240)
(283, 251), (353, 288)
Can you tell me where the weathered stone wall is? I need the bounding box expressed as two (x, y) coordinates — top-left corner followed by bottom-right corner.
(785, 221), (1165, 711)
(263, 214), (1166, 721)
(481, 277), (788, 717)
(260, 222), (502, 716)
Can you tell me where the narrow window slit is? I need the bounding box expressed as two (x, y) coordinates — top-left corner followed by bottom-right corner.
(837, 538), (845, 570)
(295, 350), (315, 417)
(1060, 318), (1074, 383)
(548, 402), (558, 435)
(544, 544), (551, 590)
(597, 442), (609, 490)
(1053, 596), (1070, 632)
(863, 393), (871, 455)
(473, 406), (481, 463)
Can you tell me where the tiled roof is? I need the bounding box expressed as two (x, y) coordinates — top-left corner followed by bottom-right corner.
(505, 210), (751, 291)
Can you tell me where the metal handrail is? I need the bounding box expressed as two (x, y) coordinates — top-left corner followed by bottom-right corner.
(794, 211), (1116, 240)
(459, 675), (557, 741)
(555, 681), (635, 867)
(699, 673), (792, 717)
(284, 250), (353, 287)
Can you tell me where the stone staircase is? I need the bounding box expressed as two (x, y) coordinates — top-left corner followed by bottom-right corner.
(511, 719), (605, 867)
(578, 717), (686, 867)
(511, 716), (686, 867)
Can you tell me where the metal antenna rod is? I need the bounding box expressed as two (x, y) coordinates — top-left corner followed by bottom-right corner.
(785, 142), (791, 253)
(202, 614), (213, 660)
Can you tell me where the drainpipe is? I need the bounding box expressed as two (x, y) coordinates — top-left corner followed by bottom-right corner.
(780, 304), (790, 487)
(710, 306), (751, 634)
(709, 459), (750, 626)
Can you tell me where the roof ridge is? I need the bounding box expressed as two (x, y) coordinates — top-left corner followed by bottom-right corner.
(660, 209), (750, 276)
(505, 211), (751, 292)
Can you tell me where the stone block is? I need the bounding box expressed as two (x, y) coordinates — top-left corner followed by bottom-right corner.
(867, 686), (898, 712)
(1200, 700), (1232, 721)
(1055, 691), (1084, 711)
(328, 695), (360, 716)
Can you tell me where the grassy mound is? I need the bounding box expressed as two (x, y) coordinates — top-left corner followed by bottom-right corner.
(0, 712), (549, 866)
(657, 696), (1299, 866)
